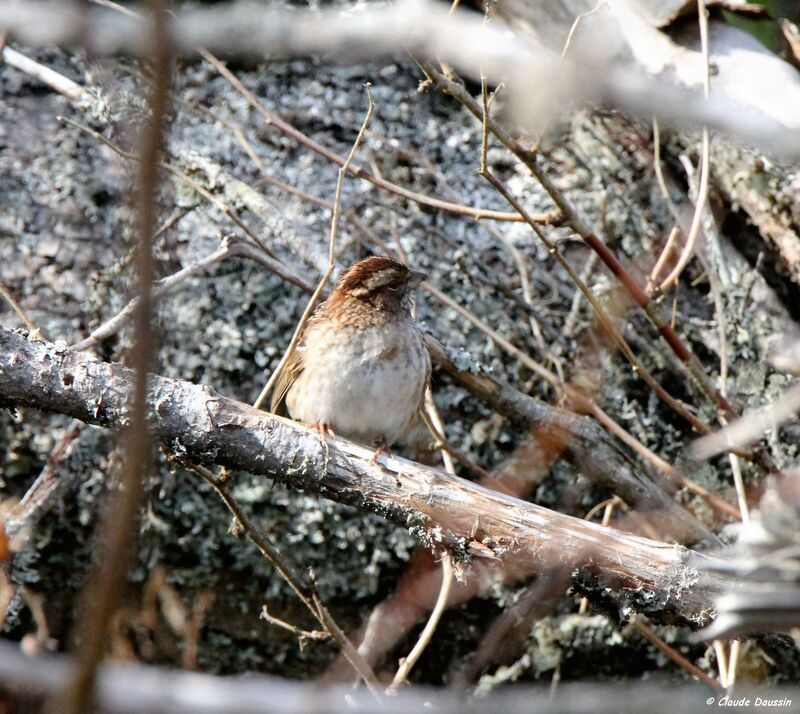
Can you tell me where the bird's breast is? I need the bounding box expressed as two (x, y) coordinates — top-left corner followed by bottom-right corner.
(286, 320), (428, 445)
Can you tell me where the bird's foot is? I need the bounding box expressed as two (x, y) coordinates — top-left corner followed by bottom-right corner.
(310, 422), (335, 459)
(369, 438), (392, 466)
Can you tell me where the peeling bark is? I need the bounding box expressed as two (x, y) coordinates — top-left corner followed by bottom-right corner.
(0, 328), (728, 621)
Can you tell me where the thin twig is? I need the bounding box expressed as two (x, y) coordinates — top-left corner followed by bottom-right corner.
(387, 552), (453, 693)
(153, 206), (189, 240)
(0, 281), (43, 339)
(647, 119), (685, 293)
(423, 392), (456, 475)
(253, 85), (374, 410)
(420, 409), (492, 482)
(633, 617), (723, 693)
(693, 13), (747, 673)
(259, 606), (329, 644)
(184, 463), (317, 618)
(90, 0), (139, 18)
(311, 591), (384, 701)
(563, 251), (597, 338)
(560, 1), (606, 62)
(1, 45), (84, 100)
(199, 49), (545, 224)
(648, 225), (681, 292)
(6, 421), (85, 539)
(658, 0), (711, 293)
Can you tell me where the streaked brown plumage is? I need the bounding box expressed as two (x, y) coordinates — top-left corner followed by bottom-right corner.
(271, 256), (430, 448)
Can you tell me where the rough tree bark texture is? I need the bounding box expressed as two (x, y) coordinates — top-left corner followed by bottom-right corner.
(0, 327), (726, 621)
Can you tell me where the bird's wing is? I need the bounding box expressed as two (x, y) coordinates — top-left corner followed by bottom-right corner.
(269, 336), (306, 416)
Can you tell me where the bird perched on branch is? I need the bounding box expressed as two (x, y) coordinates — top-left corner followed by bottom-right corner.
(270, 256), (430, 458)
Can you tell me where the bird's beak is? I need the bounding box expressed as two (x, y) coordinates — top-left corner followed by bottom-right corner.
(409, 270), (427, 287)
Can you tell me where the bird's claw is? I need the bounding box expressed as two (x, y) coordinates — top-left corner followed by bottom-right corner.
(310, 422), (335, 460)
(369, 439), (391, 466)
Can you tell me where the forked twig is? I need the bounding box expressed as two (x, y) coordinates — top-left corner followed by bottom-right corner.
(260, 606), (329, 645)
(418, 61), (739, 424)
(182, 461), (382, 699)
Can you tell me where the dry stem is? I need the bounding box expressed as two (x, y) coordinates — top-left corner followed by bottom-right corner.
(419, 62), (739, 425)
(57, 6), (171, 711)
(632, 616), (722, 692)
(200, 50), (539, 224)
(657, 0), (711, 292)
(253, 85), (374, 410)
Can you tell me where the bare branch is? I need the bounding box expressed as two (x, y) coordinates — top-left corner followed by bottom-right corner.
(72, 240), (311, 353)
(0, 327), (730, 622)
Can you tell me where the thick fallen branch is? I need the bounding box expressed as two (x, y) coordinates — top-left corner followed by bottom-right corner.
(0, 328), (728, 620)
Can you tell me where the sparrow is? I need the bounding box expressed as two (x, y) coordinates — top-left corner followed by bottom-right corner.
(270, 256), (431, 455)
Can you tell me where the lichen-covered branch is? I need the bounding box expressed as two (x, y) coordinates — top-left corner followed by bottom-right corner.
(0, 328), (730, 620)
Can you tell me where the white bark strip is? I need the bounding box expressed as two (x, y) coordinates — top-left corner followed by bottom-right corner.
(2, 0), (799, 158)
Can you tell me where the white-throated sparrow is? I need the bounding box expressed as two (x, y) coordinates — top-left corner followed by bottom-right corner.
(271, 256), (430, 452)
